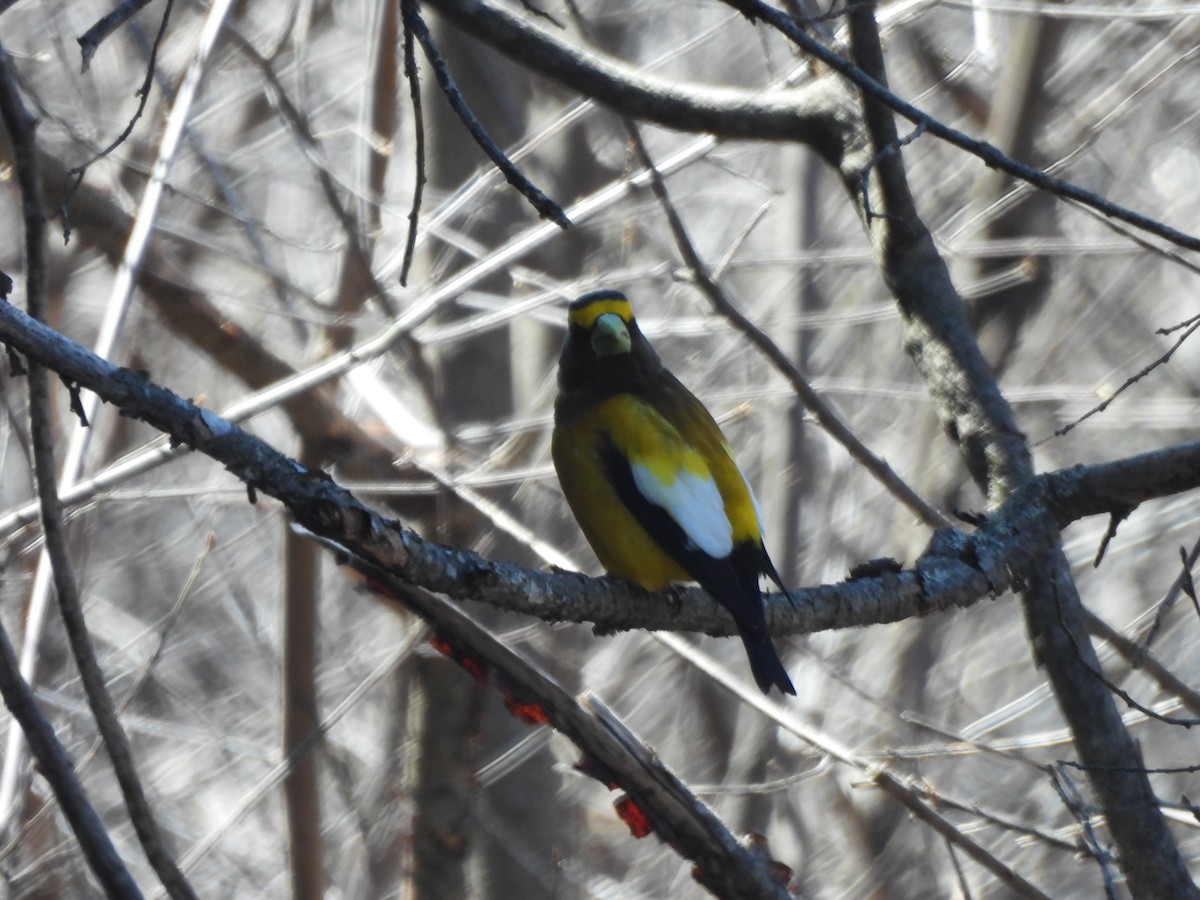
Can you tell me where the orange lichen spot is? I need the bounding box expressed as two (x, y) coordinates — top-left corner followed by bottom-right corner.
(503, 694), (551, 726)
(614, 794), (653, 839)
(461, 657), (486, 682)
(428, 633), (487, 682)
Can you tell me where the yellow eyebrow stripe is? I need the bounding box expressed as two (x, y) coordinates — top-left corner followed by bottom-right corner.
(568, 297), (633, 330)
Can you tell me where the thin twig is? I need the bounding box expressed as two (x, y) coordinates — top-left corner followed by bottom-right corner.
(399, 0), (427, 286)
(907, 779), (1083, 856)
(404, 1), (570, 228)
(1159, 311), (1200, 336)
(0, 50), (141, 896)
(1092, 507), (1132, 568)
(1133, 535), (1200, 664)
(520, 0), (565, 29)
(718, 0), (1200, 253)
(858, 120), (926, 224)
(1059, 758), (1200, 776)
(1053, 316), (1200, 439)
(1084, 608), (1200, 718)
(1052, 583), (1200, 728)
(77, 0), (159, 71)
(63, 0), (174, 222)
(1047, 764), (1118, 900)
(625, 122), (948, 529)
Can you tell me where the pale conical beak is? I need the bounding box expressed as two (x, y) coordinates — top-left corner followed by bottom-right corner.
(591, 313), (632, 356)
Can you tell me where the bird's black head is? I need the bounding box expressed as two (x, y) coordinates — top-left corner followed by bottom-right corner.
(556, 290), (663, 402)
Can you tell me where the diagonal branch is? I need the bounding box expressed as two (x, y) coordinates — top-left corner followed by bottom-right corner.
(837, 5), (1198, 897)
(718, 0), (1200, 253)
(625, 122), (949, 529)
(425, 0), (1200, 254)
(423, 0), (846, 146)
(333, 551), (793, 900)
(3, 297), (1200, 639)
(402, 0), (569, 227)
(0, 35), (191, 900)
(0, 44), (143, 900)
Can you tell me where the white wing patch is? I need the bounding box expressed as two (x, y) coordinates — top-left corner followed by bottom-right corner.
(630, 461), (733, 559)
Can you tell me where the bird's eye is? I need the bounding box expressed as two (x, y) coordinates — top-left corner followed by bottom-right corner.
(591, 313), (632, 357)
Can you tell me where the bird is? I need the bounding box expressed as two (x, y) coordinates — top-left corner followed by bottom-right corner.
(551, 289), (795, 696)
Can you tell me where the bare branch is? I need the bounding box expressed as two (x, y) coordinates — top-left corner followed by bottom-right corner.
(339, 551), (794, 900)
(1131, 536), (1200, 665)
(1047, 764), (1118, 900)
(0, 33), (198, 900)
(64, 0), (174, 220)
(0, 43), (142, 898)
(1084, 609), (1200, 718)
(836, 5), (1199, 896)
(1051, 583), (1200, 728)
(77, 0), (160, 72)
(625, 122), (949, 529)
(719, 0), (1200, 253)
(423, 0), (845, 145)
(873, 772), (1051, 900)
(1051, 315), (1200, 439)
(399, 0), (427, 286)
(403, 1), (570, 228)
(4, 298), (1200, 640)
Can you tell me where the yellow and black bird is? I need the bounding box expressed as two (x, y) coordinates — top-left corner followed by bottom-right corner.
(552, 289), (795, 696)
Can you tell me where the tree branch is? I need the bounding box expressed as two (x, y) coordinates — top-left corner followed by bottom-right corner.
(2, 298), (1199, 639)
(625, 122), (949, 529)
(402, 0), (570, 228)
(76, 0), (159, 72)
(0, 33), (197, 900)
(718, 0), (1200, 253)
(425, 0), (1200, 255)
(837, 6), (1198, 897)
(0, 41), (143, 899)
(338, 553), (794, 900)
(422, 0), (849, 149)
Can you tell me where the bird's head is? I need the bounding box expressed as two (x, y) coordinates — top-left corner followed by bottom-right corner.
(556, 290), (662, 396)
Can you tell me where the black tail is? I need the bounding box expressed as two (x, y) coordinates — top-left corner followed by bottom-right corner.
(739, 629), (795, 696)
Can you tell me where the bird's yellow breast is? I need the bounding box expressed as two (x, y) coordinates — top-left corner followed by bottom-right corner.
(552, 392), (762, 587)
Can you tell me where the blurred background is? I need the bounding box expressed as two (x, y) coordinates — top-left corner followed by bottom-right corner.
(0, 0), (1198, 896)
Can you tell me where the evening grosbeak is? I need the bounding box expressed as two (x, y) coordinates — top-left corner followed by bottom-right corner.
(552, 289), (795, 695)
